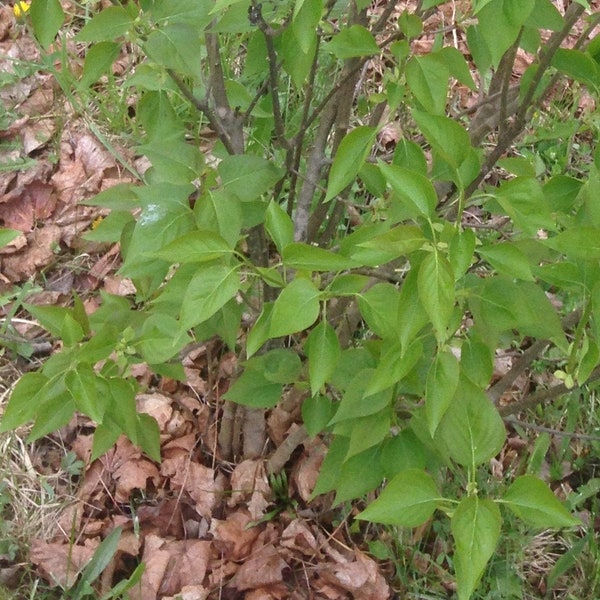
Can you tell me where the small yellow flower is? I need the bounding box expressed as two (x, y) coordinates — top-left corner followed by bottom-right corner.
(13, 1), (31, 18)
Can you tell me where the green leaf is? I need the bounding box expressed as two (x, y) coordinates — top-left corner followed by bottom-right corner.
(437, 379), (506, 468)
(325, 127), (377, 201)
(379, 163), (437, 218)
(265, 201), (294, 253)
(180, 264), (240, 330)
(358, 283), (402, 340)
(425, 350), (460, 436)
(398, 10), (423, 39)
(281, 25), (317, 88)
(84, 211), (135, 243)
(105, 378), (139, 447)
(448, 227), (476, 279)
(305, 321), (341, 396)
(137, 139), (204, 183)
(452, 497), (501, 600)
(282, 243), (357, 271)
(144, 23), (202, 79)
(29, 394), (75, 441)
(269, 278), (321, 338)
(25, 304), (72, 338)
(121, 183), (196, 281)
(80, 42), (121, 88)
(478, 243), (535, 281)
(471, 277), (566, 343)
(61, 313), (85, 346)
(302, 395), (336, 437)
(460, 339), (493, 388)
(393, 139), (428, 175)
(72, 527), (123, 598)
(246, 302), (274, 357)
(83, 183), (140, 210)
(525, 0), (564, 30)
(137, 314), (191, 363)
(333, 445), (385, 504)
(552, 49), (600, 91)
(476, 0), (535, 68)
(151, 231), (234, 263)
(30, 0), (64, 48)
(149, 0), (213, 29)
(380, 430), (427, 478)
(0, 228), (20, 248)
(397, 269), (430, 350)
(545, 227), (600, 260)
(245, 349), (302, 384)
(417, 251), (455, 342)
(501, 475), (581, 528)
(358, 225), (426, 260)
(195, 189), (243, 247)
(329, 369), (393, 423)
(326, 274), (370, 295)
(357, 469), (441, 527)
(412, 110), (471, 170)
(364, 340), (422, 396)
(311, 435), (350, 498)
(439, 47), (476, 90)
(325, 25), (380, 59)
(223, 369), (283, 408)
(218, 155), (285, 201)
(92, 422), (122, 461)
(136, 413), (161, 463)
(76, 6), (133, 42)
(343, 410), (391, 458)
(405, 54), (449, 115)
(292, 0), (321, 54)
(0, 373), (49, 432)
(65, 365), (104, 423)
(493, 177), (555, 235)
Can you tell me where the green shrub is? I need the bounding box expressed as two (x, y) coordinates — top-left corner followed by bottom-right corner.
(4, 1), (600, 597)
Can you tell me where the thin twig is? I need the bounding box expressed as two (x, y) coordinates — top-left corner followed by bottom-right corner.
(504, 416), (600, 442)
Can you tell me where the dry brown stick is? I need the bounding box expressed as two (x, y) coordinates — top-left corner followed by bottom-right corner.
(498, 365), (600, 417)
(266, 424), (308, 474)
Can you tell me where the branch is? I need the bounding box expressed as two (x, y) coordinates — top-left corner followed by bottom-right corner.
(488, 309), (583, 405)
(294, 99), (337, 241)
(167, 69), (238, 155)
(460, 2), (586, 202)
(504, 416), (600, 442)
(498, 365), (600, 417)
(205, 29), (244, 154)
(251, 1), (291, 151)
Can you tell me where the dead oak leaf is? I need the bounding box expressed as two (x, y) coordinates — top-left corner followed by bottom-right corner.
(160, 452), (224, 518)
(228, 459), (271, 520)
(232, 544), (288, 592)
(113, 457), (160, 503)
(137, 393), (173, 432)
(2, 225), (61, 281)
(30, 538), (98, 588)
(209, 509), (261, 561)
(280, 519), (320, 557)
(162, 585), (210, 600)
(320, 549), (391, 600)
(133, 534), (212, 600)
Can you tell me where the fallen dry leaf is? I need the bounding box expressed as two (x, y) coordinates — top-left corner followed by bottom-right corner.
(228, 459), (271, 520)
(319, 549), (391, 600)
(210, 510), (261, 561)
(231, 544), (288, 592)
(30, 538), (98, 588)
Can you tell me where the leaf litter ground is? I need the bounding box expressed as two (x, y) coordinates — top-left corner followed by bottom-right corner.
(1, 1), (597, 598)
